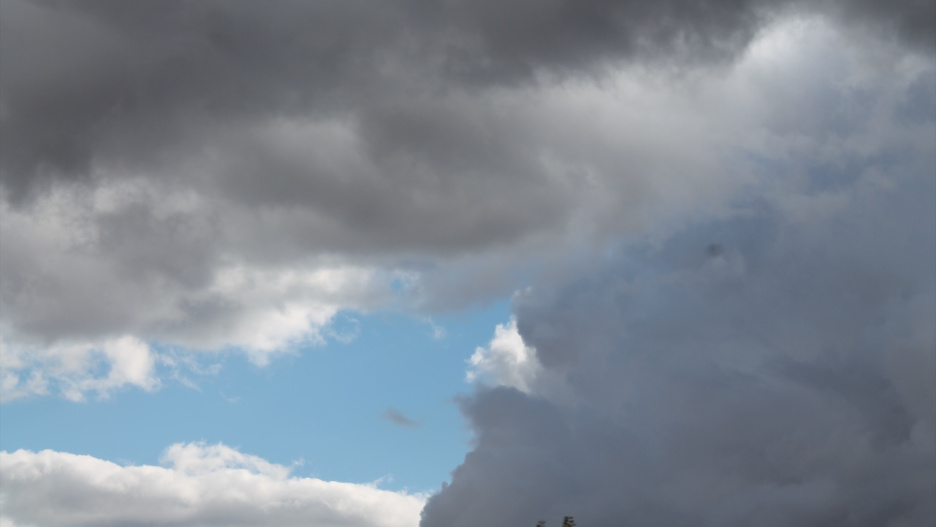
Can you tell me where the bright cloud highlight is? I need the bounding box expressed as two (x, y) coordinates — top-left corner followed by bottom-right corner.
(0, 443), (426, 527)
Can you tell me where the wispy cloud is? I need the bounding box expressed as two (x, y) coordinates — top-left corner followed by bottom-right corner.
(383, 408), (420, 428)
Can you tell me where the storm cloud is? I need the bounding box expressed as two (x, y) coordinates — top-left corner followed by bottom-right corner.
(3, 0), (931, 204)
(423, 134), (935, 525)
(4, 3), (931, 365)
(0, 1), (933, 524)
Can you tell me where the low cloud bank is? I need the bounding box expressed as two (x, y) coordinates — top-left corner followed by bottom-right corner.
(422, 70), (936, 527)
(0, 442), (425, 527)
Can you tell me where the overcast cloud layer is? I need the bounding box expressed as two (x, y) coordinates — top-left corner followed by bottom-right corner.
(2, 0), (933, 399)
(0, 1), (934, 526)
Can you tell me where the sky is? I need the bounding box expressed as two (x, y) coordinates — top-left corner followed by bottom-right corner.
(0, 1), (933, 526)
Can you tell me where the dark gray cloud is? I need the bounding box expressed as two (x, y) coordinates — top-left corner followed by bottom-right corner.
(2, 0), (931, 201)
(823, 0), (936, 52)
(420, 150), (936, 525)
(384, 408), (420, 428)
(1, 1), (932, 395)
(0, 0), (932, 522)
(0, 0), (408, 199)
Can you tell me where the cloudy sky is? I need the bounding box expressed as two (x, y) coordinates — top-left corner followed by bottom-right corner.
(0, 1), (933, 526)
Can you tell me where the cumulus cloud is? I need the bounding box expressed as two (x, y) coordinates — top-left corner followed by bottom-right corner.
(1, 336), (158, 402)
(424, 173), (935, 526)
(0, 1), (932, 524)
(466, 317), (543, 394)
(0, 1), (931, 399)
(420, 41), (936, 525)
(0, 442), (426, 527)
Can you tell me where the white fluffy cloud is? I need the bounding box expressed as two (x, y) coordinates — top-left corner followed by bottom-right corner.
(1, 336), (158, 402)
(0, 442), (426, 527)
(466, 317), (542, 394)
(0, 176), (403, 399)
